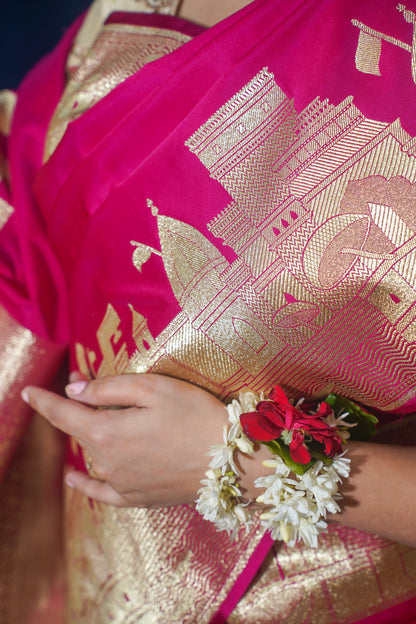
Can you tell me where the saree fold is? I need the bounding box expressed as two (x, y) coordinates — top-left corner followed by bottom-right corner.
(0, 411), (66, 624)
(0, 21), (73, 624)
(4, 0), (416, 621)
(0, 92), (66, 480)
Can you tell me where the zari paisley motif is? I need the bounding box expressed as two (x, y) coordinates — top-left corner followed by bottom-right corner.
(72, 67), (416, 622)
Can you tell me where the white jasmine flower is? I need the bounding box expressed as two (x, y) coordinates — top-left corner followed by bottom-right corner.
(254, 449), (351, 548)
(234, 504), (250, 524)
(196, 389), (352, 549)
(331, 452), (351, 478)
(235, 437), (254, 454)
(226, 399), (255, 459)
(262, 459), (280, 469)
(239, 390), (262, 413)
(324, 410), (356, 429)
(297, 517), (322, 548)
(324, 410), (356, 442)
(209, 443), (235, 472)
(196, 392), (262, 538)
(279, 521), (295, 545)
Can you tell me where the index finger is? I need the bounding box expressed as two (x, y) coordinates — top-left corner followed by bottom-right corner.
(64, 373), (157, 408)
(22, 386), (99, 441)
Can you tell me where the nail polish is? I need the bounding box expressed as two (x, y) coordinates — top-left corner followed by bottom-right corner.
(66, 381), (88, 395)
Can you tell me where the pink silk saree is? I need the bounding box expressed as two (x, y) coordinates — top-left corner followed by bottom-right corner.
(4, 0), (416, 621)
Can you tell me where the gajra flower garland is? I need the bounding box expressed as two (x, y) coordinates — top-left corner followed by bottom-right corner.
(196, 386), (377, 548)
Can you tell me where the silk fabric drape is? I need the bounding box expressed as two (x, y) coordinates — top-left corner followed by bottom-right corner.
(3, 0), (416, 621)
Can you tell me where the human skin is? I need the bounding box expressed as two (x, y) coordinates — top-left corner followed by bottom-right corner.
(21, 374), (416, 548)
(21, 374), (271, 508)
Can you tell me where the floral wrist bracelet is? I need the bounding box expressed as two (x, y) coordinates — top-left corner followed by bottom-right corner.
(195, 392), (258, 536)
(195, 386), (377, 548)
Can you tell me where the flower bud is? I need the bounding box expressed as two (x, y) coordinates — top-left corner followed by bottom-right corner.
(236, 438), (254, 453)
(262, 459), (279, 468)
(234, 505), (248, 523)
(206, 468), (219, 480)
(280, 522), (293, 544)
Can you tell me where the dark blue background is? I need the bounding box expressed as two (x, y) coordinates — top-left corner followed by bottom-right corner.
(0, 0), (90, 88)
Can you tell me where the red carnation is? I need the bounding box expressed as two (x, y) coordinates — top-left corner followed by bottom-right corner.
(240, 385), (343, 465)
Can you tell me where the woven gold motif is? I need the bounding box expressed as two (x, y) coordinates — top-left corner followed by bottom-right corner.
(0, 307), (65, 478)
(45, 22), (191, 159)
(352, 3), (416, 83)
(66, 0), (182, 74)
(0, 90), (17, 137)
(66, 488), (265, 623)
(71, 67), (416, 622)
(230, 527), (416, 623)
(0, 415), (65, 624)
(119, 67), (416, 411)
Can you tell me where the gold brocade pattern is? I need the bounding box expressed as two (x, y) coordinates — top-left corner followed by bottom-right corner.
(352, 4), (416, 83)
(116, 67), (416, 412)
(0, 306), (64, 479)
(70, 66), (416, 622)
(0, 90), (17, 204)
(0, 415), (65, 624)
(66, 489), (265, 623)
(0, 308), (66, 623)
(45, 22), (191, 159)
(230, 528), (416, 623)
(66, 0), (182, 73)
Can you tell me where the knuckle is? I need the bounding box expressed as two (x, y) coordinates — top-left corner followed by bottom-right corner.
(92, 461), (110, 481)
(89, 424), (107, 446)
(88, 376), (123, 406)
(134, 374), (158, 402)
(87, 378), (107, 403)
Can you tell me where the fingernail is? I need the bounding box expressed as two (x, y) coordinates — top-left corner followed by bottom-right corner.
(66, 381), (88, 396)
(21, 388), (30, 403)
(65, 474), (76, 488)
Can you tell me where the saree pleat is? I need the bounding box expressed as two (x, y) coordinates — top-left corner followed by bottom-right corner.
(0, 414), (65, 624)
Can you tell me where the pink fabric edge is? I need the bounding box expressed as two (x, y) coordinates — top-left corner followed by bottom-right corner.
(208, 531), (416, 624)
(209, 533), (274, 624)
(353, 595), (416, 624)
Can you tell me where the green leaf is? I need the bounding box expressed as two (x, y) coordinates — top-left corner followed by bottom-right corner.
(309, 446), (333, 465)
(262, 439), (315, 475)
(324, 394), (378, 441)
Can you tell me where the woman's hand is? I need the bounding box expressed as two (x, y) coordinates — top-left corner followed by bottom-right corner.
(21, 374), (267, 508)
(20, 374), (416, 546)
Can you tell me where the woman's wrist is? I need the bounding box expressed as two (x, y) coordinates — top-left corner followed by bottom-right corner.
(234, 442), (271, 500)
